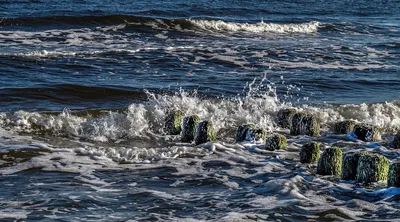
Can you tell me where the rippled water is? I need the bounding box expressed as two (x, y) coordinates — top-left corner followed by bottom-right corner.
(0, 0), (400, 221)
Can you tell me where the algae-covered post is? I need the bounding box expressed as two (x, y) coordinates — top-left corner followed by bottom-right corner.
(388, 162), (400, 187)
(317, 147), (342, 176)
(236, 124), (267, 142)
(194, 120), (216, 145)
(291, 112), (307, 136)
(391, 133), (400, 149)
(181, 115), (200, 143)
(341, 151), (367, 181)
(353, 124), (381, 142)
(164, 110), (183, 135)
(334, 120), (357, 134)
(277, 108), (297, 129)
(265, 134), (287, 151)
(300, 142), (320, 163)
(356, 153), (389, 183)
(290, 112), (320, 137)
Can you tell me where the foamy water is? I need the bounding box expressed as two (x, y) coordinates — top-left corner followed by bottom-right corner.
(1, 0), (400, 220)
(1, 110), (400, 220)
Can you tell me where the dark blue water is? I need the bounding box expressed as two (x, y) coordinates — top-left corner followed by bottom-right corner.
(0, 1), (400, 221)
(0, 0), (399, 111)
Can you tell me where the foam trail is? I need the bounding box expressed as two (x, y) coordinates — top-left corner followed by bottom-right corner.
(188, 19), (321, 34)
(0, 46), (196, 58)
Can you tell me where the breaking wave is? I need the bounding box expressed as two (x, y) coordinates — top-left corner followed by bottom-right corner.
(0, 14), (321, 34)
(188, 19), (321, 34)
(1, 86), (400, 143)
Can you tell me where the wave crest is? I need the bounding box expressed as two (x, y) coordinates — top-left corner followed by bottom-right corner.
(188, 19), (321, 34)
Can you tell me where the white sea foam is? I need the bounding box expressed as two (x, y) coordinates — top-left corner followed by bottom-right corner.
(188, 19), (321, 34)
(0, 121), (399, 221)
(0, 46), (197, 58)
(265, 58), (396, 70)
(0, 210), (28, 220)
(307, 101), (400, 132)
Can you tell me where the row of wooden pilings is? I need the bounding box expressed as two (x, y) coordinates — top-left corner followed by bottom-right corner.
(164, 108), (400, 187)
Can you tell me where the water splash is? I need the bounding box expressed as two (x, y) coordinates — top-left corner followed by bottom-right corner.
(1, 77), (400, 143)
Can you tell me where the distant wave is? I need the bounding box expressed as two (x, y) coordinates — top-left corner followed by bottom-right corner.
(188, 19), (321, 34)
(0, 15), (321, 34)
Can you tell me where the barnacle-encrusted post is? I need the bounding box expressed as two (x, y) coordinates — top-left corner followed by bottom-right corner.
(236, 124), (267, 142)
(391, 133), (400, 149)
(277, 108), (297, 129)
(164, 110), (183, 135)
(181, 115), (200, 142)
(265, 134), (287, 151)
(356, 153), (389, 183)
(353, 124), (381, 142)
(300, 142), (320, 163)
(290, 112), (320, 137)
(388, 162), (400, 187)
(341, 151), (367, 180)
(334, 120), (357, 134)
(317, 147), (342, 176)
(194, 120), (216, 145)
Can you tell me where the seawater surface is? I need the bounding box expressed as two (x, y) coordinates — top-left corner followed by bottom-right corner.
(0, 0), (400, 221)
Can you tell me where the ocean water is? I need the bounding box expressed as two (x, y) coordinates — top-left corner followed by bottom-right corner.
(0, 0), (400, 221)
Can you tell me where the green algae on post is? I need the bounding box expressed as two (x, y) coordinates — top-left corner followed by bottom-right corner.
(334, 120), (357, 134)
(181, 115), (200, 143)
(277, 108), (297, 129)
(300, 142), (320, 163)
(164, 110), (183, 135)
(317, 147), (342, 176)
(194, 120), (216, 145)
(291, 112), (307, 136)
(236, 124), (255, 142)
(236, 124), (267, 142)
(341, 151), (367, 181)
(388, 162), (400, 187)
(353, 124), (381, 142)
(265, 134), (287, 151)
(356, 153), (389, 183)
(290, 112), (320, 137)
(252, 128), (268, 142)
